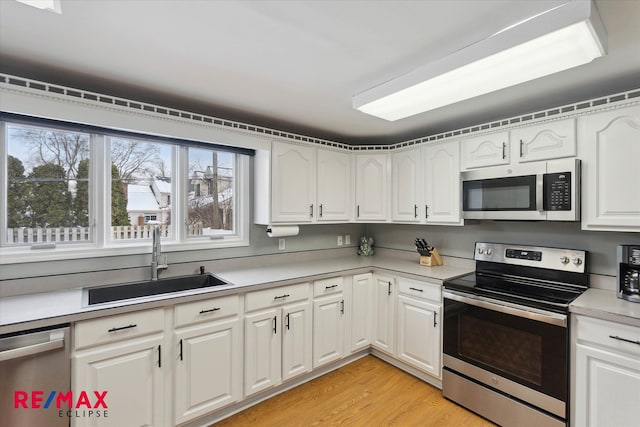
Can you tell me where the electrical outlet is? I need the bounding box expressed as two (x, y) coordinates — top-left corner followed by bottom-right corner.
(337, 235), (343, 246)
(345, 234), (351, 245)
(278, 238), (286, 250)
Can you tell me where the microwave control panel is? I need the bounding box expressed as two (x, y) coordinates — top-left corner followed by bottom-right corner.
(543, 172), (571, 211)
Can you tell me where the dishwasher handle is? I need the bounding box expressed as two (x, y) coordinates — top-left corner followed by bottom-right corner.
(0, 328), (67, 362)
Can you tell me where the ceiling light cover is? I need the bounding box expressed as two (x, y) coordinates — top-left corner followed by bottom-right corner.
(354, 0), (606, 121)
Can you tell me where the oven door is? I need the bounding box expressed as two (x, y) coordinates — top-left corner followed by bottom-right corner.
(443, 290), (568, 418)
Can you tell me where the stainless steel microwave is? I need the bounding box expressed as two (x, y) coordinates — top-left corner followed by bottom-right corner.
(461, 158), (580, 221)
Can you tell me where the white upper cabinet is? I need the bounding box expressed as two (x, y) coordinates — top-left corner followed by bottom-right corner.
(579, 104), (640, 232)
(355, 154), (389, 221)
(317, 149), (352, 221)
(422, 141), (463, 225)
(270, 142), (317, 223)
(462, 131), (509, 169)
(391, 148), (421, 222)
(512, 118), (576, 163)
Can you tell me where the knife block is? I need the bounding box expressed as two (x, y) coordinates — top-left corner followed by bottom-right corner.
(419, 248), (443, 266)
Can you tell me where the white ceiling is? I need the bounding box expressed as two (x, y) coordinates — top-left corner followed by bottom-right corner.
(1, 0), (639, 145)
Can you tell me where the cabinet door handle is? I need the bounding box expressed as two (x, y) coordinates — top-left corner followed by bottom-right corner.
(108, 324), (137, 333)
(273, 316), (277, 334)
(414, 205), (418, 218)
(357, 205), (360, 218)
(433, 311), (438, 328)
(199, 307), (221, 314)
(157, 344), (162, 368)
(310, 204), (314, 218)
(179, 339), (183, 361)
(273, 294), (290, 300)
(502, 142), (506, 159)
(519, 139), (524, 157)
(609, 335), (640, 346)
(319, 204), (323, 218)
(341, 299), (345, 315)
(425, 205), (429, 219)
(285, 313), (290, 330)
(325, 284), (338, 290)
(409, 287), (423, 292)
(388, 281), (392, 296)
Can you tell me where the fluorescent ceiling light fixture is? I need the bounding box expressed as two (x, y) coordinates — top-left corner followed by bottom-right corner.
(15, 0), (61, 14)
(353, 0), (606, 121)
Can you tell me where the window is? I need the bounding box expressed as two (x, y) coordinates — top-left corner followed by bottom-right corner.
(4, 123), (92, 246)
(1, 116), (251, 258)
(188, 147), (235, 238)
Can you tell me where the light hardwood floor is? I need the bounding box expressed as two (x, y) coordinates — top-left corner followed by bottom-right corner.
(213, 356), (495, 426)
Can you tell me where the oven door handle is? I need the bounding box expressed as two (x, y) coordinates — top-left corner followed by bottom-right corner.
(443, 290), (567, 327)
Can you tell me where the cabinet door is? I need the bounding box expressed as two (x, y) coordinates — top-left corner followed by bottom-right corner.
(350, 273), (372, 352)
(313, 294), (345, 367)
(271, 142), (316, 223)
(282, 300), (312, 381)
(580, 105), (640, 231)
(391, 148), (421, 222)
(396, 295), (441, 377)
(372, 275), (395, 355)
(174, 317), (241, 425)
(574, 343), (640, 427)
(72, 335), (164, 427)
(244, 308), (281, 396)
(317, 149), (352, 221)
(512, 118), (576, 163)
(423, 141), (462, 224)
(462, 131), (509, 169)
(355, 154), (388, 221)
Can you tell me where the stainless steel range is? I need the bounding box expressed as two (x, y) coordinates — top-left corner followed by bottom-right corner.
(442, 242), (588, 427)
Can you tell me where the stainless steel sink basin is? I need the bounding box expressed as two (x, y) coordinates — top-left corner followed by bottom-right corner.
(87, 273), (228, 305)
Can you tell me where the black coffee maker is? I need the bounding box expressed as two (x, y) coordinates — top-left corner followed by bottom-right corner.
(618, 245), (640, 303)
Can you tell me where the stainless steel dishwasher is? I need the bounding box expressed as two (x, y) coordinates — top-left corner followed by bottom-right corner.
(0, 325), (70, 427)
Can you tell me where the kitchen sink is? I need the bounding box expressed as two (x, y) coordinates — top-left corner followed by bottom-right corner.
(87, 273), (229, 305)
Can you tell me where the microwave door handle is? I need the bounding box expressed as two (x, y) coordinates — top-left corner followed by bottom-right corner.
(536, 174), (544, 211)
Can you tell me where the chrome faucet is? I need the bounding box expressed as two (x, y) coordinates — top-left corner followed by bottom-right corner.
(151, 225), (168, 280)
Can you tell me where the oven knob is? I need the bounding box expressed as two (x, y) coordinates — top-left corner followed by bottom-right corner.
(486, 248), (493, 255)
(572, 257), (583, 266)
(560, 256), (570, 264)
(477, 248), (485, 254)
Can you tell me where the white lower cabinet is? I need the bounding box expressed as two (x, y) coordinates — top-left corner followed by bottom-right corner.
(312, 277), (345, 367)
(372, 274), (396, 355)
(350, 273), (373, 352)
(72, 308), (166, 427)
(173, 295), (242, 425)
(244, 283), (312, 396)
(396, 278), (441, 378)
(572, 315), (640, 427)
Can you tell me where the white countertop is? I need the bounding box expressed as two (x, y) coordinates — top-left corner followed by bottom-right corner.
(0, 250), (473, 334)
(570, 288), (640, 327)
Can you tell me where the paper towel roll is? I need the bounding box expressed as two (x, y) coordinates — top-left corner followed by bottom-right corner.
(266, 225), (299, 237)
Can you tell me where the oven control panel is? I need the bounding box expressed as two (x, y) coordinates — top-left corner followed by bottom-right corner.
(475, 242), (586, 273)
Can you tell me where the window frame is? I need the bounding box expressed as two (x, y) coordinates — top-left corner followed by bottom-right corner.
(0, 118), (251, 264)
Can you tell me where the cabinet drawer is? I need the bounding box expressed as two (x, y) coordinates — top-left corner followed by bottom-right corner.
(174, 294), (240, 328)
(575, 315), (640, 357)
(245, 282), (310, 312)
(75, 308), (164, 350)
(398, 278), (440, 302)
(313, 277), (344, 297)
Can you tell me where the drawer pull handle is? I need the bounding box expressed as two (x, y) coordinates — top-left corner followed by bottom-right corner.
(108, 324), (137, 333)
(325, 284), (338, 290)
(199, 307), (221, 314)
(609, 335), (640, 346)
(274, 294), (290, 300)
(409, 287), (423, 292)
